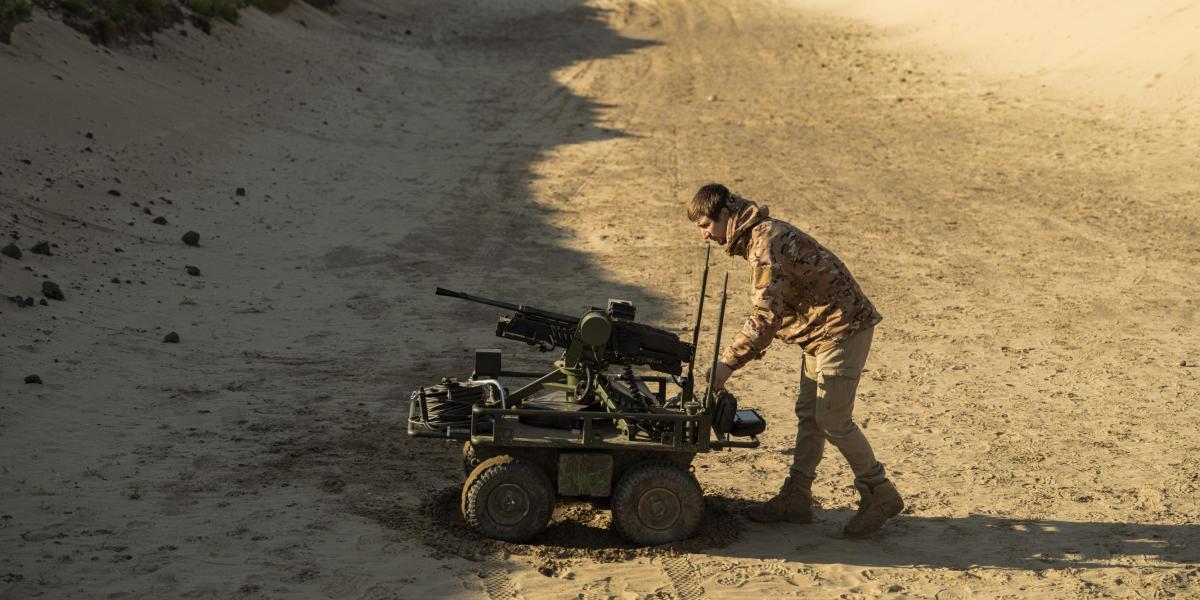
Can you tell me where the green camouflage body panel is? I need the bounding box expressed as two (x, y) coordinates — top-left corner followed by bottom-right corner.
(557, 452), (613, 497)
(721, 196), (882, 370)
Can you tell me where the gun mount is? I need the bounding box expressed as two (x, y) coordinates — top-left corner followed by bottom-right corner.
(433, 288), (694, 376)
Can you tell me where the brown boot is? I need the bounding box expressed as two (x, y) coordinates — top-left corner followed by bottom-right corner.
(747, 476), (814, 524)
(843, 480), (904, 537)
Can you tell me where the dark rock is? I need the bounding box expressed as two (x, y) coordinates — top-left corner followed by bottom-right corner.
(39, 299), (47, 306)
(85, 132), (94, 139)
(1, 243), (21, 259)
(182, 231), (200, 246)
(235, 187), (246, 196)
(107, 189), (121, 197)
(110, 277), (120, 284)
(24, 296), (34, 307)
(185, 265), (201, 276)
(152, 216), (168, 225)
(30, 241), (51, 256)
(24, 375), (42, 384)
(42, 281), (64, 301)
(163, 332), (180, 343)
(142, 207), (152, 215)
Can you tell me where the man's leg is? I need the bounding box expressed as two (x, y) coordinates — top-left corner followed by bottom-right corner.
(747, 353), (821, 523)
(810, 327), (904, 536)
(791, 351), (825, 485)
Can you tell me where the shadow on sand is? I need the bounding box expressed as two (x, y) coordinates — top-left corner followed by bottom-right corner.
(717, 504), (1200, 571)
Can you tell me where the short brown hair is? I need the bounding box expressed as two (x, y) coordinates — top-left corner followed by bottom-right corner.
(688, 183), (731, 222)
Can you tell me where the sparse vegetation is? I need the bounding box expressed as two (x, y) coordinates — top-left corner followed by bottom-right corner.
(186, 0), (236, 23)
(0, 0), (33, 44)
(33, 0), (182, 44)
(245, 0), (288, 14)
(15, 0), (330, 45)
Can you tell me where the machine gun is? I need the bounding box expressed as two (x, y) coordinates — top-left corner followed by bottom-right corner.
(433, 288), (693, 376)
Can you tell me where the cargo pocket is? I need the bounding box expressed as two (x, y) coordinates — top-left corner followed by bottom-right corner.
(814, 372), (862, 438)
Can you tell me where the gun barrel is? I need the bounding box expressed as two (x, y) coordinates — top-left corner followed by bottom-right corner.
(434, 287), (578, 323)
(435, 287), (522, 312)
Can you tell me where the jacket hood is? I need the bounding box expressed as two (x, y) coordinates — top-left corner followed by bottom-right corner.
(724, 195), (770, 257)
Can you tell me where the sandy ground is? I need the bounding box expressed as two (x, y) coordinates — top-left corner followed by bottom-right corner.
(2, 0), (1198, 598)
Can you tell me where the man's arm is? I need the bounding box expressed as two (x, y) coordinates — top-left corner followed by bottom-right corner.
(715, 237), (787, 386)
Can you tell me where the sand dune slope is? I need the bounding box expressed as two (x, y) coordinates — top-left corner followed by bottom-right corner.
(2, 0), (1198, 598)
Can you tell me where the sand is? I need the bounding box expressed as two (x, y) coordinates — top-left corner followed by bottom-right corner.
(1, 0), (1198, 598)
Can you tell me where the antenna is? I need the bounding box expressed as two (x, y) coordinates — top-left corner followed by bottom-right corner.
(704, 272), (729, 413)
(684, 245), (711, 403)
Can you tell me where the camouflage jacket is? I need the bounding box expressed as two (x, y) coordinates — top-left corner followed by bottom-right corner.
(720, 196), (882, 370)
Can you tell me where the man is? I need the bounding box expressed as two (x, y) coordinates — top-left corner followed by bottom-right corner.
(688, 183), (903, 537)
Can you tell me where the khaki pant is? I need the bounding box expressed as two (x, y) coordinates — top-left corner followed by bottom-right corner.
(790, 326), (886, 491)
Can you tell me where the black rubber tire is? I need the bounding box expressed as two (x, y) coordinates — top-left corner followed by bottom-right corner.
(462, 441), (481, 476)
(611, 463), (703, 546)
(461, 455), (554, 543)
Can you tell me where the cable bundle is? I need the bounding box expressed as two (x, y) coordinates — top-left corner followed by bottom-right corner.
(409, 378), (490, 430)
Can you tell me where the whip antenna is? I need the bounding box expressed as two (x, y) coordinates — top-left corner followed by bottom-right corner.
(705, 272), (729, 413)
(684, 245), (711, 403)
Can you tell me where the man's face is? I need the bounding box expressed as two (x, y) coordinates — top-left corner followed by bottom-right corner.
(694, 208), (730, 245)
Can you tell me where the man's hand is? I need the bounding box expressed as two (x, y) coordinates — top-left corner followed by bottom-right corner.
(712, 361), (735, 391)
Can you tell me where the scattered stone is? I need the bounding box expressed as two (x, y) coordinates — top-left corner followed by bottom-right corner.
(142, 207), (152, 215)
(41, 281), (64, 301)
(1, 243), (21, 259)
(707, 94), (718, 102)
(235, 187), (246, 197)
(107, 189), (121, 197)
(182, 231), (200, 246)
(24, 297), (34, 307)
(163, 332), (180, 343)
(85, 132), (94, 139)
(30, 241), (51, 256)
(1182, 360), (1189, 367)
(185, 265), (201, 276)
(110, 277), (120, 284)
(152, 216), (168, 225)
(24, 375), (42, 384)
(38, 299), (47, 306)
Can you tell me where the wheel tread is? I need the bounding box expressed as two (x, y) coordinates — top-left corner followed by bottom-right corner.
(611, 462), (703, 546)
(462, 455), (553, 543)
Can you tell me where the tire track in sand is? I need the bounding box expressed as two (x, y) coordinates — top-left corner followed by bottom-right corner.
(479, 562), (522, 600)
(662, 554), (705, 600)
